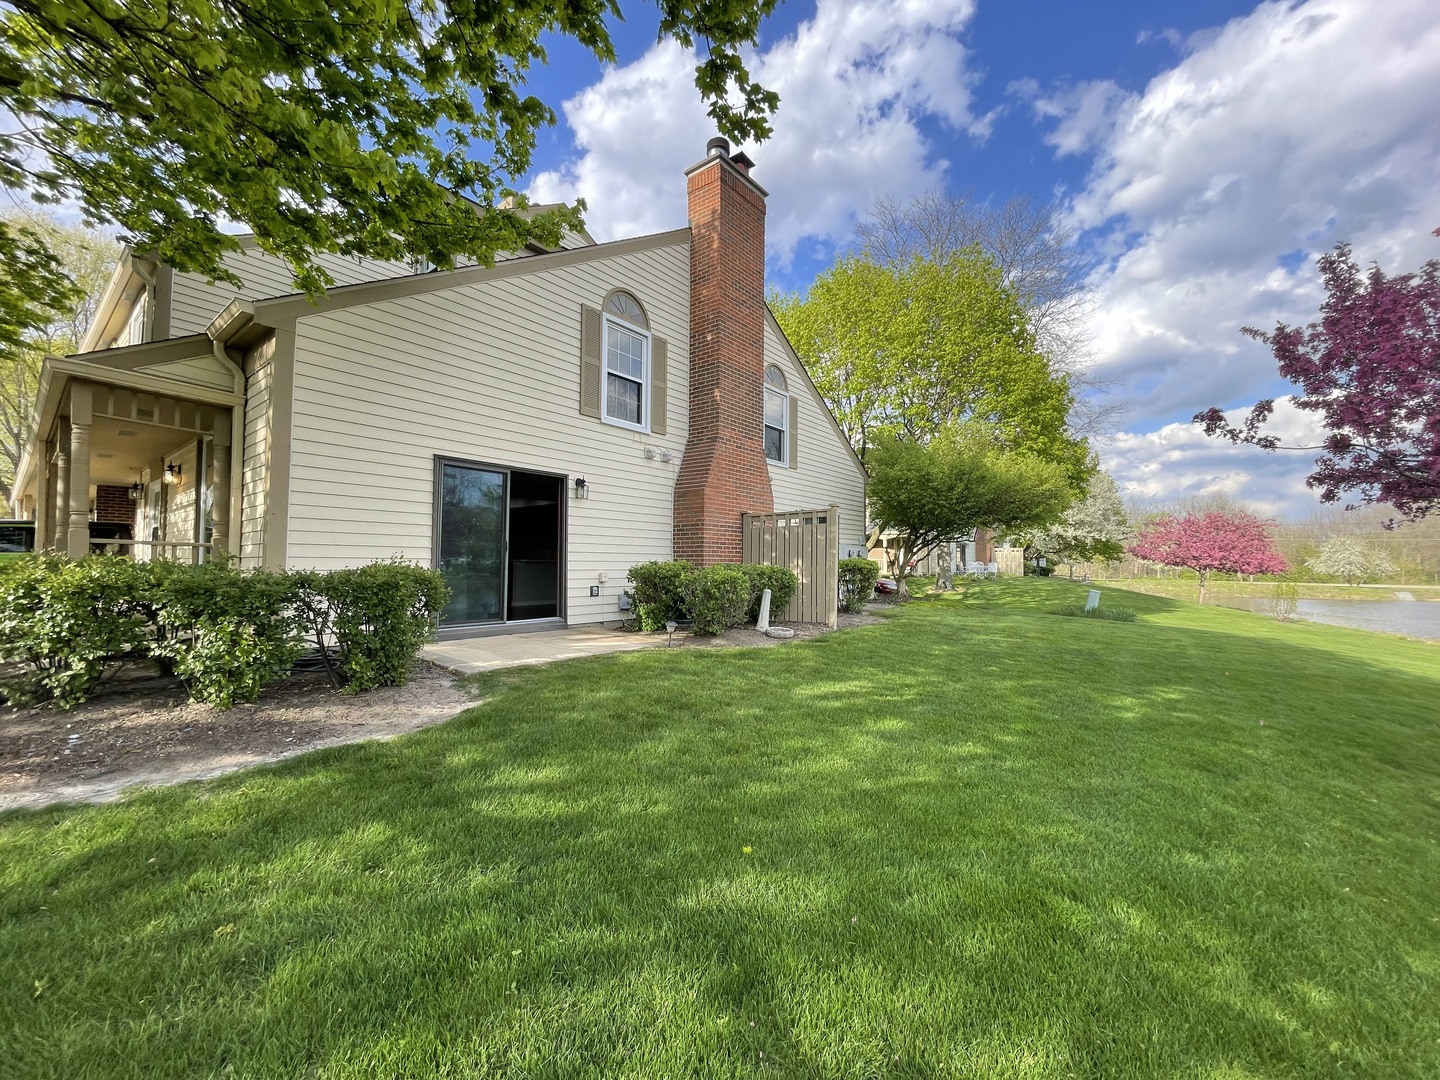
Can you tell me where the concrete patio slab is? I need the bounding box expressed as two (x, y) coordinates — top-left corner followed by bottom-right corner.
(423, 626), (663, 675)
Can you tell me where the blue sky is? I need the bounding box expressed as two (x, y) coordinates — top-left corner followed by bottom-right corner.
(515, 0), (1440, 519)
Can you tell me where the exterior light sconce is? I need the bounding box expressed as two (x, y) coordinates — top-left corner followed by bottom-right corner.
(164, 462), (183, 486)
(573, 476), (589, 500)
(128, 482), (144, 501)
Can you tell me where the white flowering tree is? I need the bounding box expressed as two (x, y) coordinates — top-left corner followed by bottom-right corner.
(1013, 471), (1129, 576)
(1307, 537), (1398, 585)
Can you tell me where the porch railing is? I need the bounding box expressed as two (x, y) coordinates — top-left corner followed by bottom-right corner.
(89, 536), (213, 564)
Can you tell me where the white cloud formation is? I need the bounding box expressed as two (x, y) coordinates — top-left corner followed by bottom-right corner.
(1034, 0), (1440, 518)
(530, 0), (982, 261)
(1049, 0), (1440, 425)
(1103, 398), (1331, 518)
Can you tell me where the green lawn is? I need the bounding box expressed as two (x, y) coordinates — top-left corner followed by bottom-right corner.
(4, 579), (1439, 1078)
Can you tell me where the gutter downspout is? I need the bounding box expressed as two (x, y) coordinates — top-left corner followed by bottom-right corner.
(212, 336), (247, 561)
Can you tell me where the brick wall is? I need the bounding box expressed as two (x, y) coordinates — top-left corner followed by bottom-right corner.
(95, 484), (138, 525)
(672, 144), (774, 564)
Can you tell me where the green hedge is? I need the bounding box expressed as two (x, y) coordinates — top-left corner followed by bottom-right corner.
(0, 556), (448, 710)
(292, 561), (450, 693)
(0, 556), (150, 708)
(683, 565), (753, 635)
(739, 563), (798, 622)
(147, 560), (304, 709)
(838, 558), (880, 613)
(626, 560), (695, 631)
(626, 561), (800, 636)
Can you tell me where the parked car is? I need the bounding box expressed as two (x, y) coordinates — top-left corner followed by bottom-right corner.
(0, 520), (35, 553)
(874, 577), (899, 595)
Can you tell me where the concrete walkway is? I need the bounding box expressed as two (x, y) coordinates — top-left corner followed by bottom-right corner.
(423, 626), (662, 675)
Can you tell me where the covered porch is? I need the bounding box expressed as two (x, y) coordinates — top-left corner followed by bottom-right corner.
(12, 335), (245, 562)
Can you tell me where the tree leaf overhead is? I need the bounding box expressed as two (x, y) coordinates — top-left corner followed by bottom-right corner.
(0, 0), (780, 297)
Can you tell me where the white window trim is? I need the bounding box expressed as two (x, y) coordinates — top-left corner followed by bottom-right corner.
(764, 384), (789, 466)
(601, 313), (651, 433)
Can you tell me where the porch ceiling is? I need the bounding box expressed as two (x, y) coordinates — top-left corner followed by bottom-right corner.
(87, 416), (194, 488)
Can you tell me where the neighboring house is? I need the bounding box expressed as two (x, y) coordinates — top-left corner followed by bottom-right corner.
(869, 530), (997, 578)
(9, 138), (868, 630)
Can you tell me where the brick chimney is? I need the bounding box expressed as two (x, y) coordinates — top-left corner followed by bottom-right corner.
(673, 137), (774, 564)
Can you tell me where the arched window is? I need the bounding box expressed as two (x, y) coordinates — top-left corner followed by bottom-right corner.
(602, 291), (650, 429)
(764, 364), (789, 464)
(604, 290), (648, 329)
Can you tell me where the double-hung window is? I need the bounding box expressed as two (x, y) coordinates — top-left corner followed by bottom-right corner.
(764, 365), (789, 465)
(603, 291), (650, 431)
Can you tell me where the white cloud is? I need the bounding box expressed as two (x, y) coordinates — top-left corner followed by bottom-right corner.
(1053, 0), (1440, 427)
(1104, 397), (1332, 518)
(1011, 79), (1131, 159)
(530, 0), (981, 262)
(1031, 0), (1440, 519)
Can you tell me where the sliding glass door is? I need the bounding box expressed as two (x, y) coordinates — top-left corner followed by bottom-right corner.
(438, 463), (506, 624)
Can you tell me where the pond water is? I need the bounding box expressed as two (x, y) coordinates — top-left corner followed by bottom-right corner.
(1221, 596), (1440, 641)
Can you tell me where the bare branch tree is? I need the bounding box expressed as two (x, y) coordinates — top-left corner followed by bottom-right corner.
(855, 189), (1124, 437)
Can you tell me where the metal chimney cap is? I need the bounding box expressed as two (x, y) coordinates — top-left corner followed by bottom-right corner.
(706, 136), (731, 157)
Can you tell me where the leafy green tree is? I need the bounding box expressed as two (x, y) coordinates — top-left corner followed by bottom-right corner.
(867, 423), (1073, 597)
(1, 210), (118, 501)
(1013, 470), (1130, 574)
(0, 0), (780, 305)
(1307, 537), (1398, 586)
(771, 250), (1088, 483)
(854, 189), (1124, 436)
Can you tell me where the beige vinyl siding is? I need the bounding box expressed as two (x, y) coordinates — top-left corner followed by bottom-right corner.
(763, 317), (868, 551)
(284, 239), (690, 625)
(240, 340), (275, 568)
(168, 248), (415, 338)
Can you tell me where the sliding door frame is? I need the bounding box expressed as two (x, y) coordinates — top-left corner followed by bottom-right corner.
(432, 455), (569, 629)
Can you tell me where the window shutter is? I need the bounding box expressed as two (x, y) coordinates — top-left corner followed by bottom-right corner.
(788, 395), (799, 469)
(651, 337), (668, 435)
(579, 305), (602, 418)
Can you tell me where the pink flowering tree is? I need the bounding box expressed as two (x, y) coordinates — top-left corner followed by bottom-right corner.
(1128, 512), (1288, 603)
(1195, 229), (1440, 522)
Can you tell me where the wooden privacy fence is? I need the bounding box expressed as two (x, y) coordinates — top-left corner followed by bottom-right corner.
(996, 548), (1025, 576)
(742, 506), (840, 627)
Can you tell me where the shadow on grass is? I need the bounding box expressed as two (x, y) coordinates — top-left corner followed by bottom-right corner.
(3, 589), (1439, 1076)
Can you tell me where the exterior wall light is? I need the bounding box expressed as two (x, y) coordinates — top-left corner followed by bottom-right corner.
(573, 476), (589, 500)
(164, 462), (182, 485)
(128, 482), (144, 501)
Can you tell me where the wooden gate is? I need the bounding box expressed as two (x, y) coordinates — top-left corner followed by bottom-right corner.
(742, 505), (840, 627)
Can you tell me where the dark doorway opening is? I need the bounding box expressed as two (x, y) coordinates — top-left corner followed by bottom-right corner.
(506, 471), (562, 621)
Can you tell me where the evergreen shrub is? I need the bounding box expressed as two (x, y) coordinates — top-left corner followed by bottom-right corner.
(837, 558), (880, 613)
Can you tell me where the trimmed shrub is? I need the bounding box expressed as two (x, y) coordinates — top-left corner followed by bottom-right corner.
(296, 561), (449, 692)
(740, 563), (799, 622)
(683, 564), (752, 635)
(0, 555), (150, 708)
(838, 558), (880, 613)
(1053, 603), (1137, 623)
(146, 561), (305, 709)
(627, 560), (694, 631)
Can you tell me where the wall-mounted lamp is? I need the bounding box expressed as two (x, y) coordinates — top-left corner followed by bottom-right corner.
(127, 482), (144, 501)
(163, 462), (182, 486)
(573, 476), (589, 500)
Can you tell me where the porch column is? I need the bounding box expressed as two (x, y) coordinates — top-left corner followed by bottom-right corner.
(66, 383), (93, 560)
(33, 443), (50, 551)
(52, 426), (69, 552)
(210, 410), (231, 559)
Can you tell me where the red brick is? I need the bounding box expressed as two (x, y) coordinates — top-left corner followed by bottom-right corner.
(673, 147), (774, 565)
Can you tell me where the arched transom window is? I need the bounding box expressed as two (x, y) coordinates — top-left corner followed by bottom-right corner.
(604, 290), (648, 329)
(764, 364), (789, 464)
